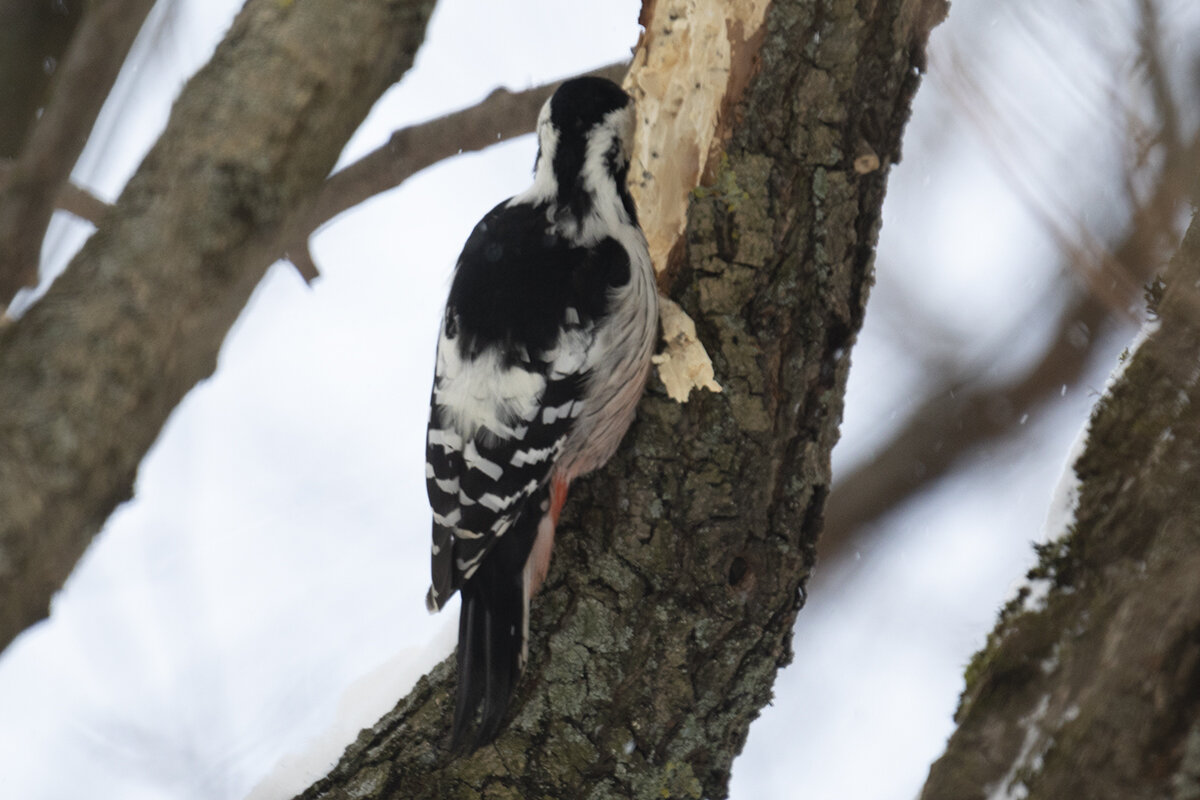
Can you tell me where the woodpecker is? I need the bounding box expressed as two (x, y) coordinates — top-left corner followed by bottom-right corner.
(423, 76), (657, 749)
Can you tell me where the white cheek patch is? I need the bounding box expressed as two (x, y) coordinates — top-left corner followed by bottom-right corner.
(511, 100), (560, 206)
(572, 104), (635, 239)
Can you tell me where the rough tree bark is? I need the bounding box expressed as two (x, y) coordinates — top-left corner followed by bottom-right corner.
(294, 1), (946, 797)
(0, 0), (437, 652)
(920, 212), (1200, 799)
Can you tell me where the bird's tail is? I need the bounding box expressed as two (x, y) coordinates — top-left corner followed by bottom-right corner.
(451, 484), (550, 750)
(452, 564), (525, 749)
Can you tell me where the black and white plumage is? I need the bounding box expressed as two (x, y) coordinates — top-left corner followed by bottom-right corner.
(424, 76), (657, 749)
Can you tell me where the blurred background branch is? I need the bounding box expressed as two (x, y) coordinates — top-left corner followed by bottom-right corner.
(0, 0), (155, 306)
(0, 0), (84, 157)
(817, 0), (1199, 579)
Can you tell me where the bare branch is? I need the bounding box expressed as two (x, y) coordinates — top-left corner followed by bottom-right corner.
(821, 287), (1115, 559)
(276, 61), (628, 278)
(284, 242), (320, 284)
(2, 155), (116, 227)
(0, 0), (155, 306)
(6, 50), (623, 293)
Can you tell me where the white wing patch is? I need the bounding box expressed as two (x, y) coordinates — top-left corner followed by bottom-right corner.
(541, 399), (577, 425)
(434, 330), (546, 440)
(510, 436), (567, 468)
(478, 492), (520, 512)
(463, 441), (504, 480)
(427, 427), (463, 450)
(431, 475), (458, 494)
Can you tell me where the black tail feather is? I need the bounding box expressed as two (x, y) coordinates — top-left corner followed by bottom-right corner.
(451, 563), (525, 750)
(450, 489), (547, 750)
(451, 563), (523, 753)
(451, 588), (485, 746)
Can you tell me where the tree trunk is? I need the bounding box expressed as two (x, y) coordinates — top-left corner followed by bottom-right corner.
(920, 212), (1200, 799)
(296, 1), (946, 797)
(0, 0), (436, 652)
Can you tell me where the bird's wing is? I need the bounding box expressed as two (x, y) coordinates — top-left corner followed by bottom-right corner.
(425, 338), (591, 609)
(423, 201), (633, 611)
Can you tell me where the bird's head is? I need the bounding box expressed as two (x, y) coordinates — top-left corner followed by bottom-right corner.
(530, 76), (636, 223)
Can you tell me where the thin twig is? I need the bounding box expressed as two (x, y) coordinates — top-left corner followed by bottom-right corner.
(285, 242), (320, 284)
(5, 154), (118, 227)
(55, 182), (111, 226)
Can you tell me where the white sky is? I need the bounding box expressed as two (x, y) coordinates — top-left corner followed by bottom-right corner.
(2, 0), (1194, 798)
